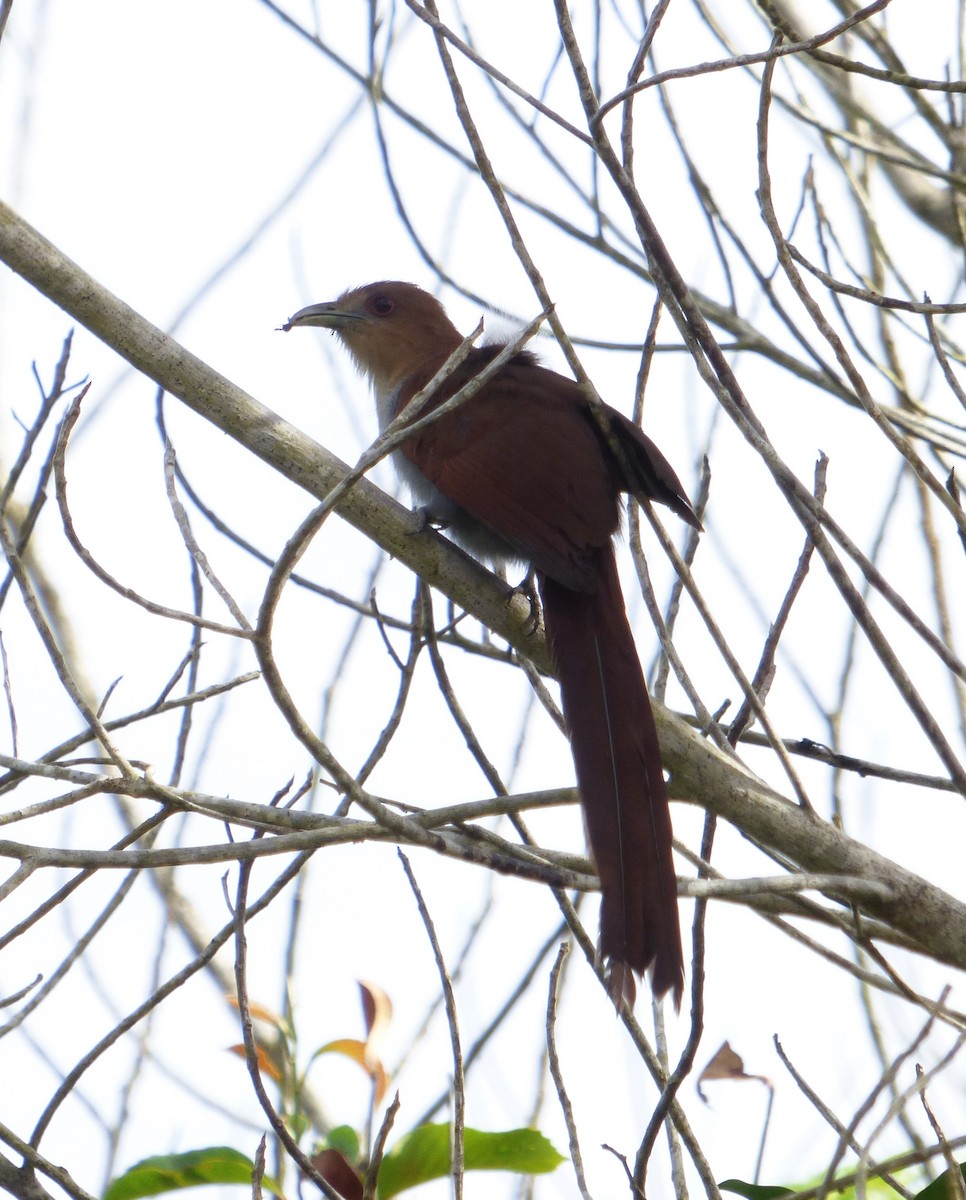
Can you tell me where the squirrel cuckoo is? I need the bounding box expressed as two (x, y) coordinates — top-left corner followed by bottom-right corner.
(285, 282), (699, 1006)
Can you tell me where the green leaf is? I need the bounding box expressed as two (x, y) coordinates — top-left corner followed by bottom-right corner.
(377, 1124), (564, 1198)
(325, 1125), (361, 1162)
(820, 1175), (912, 1200)
(722, 1171), (916, 1200)
(912, 1166), (966, 1200)
(719, 1181), (796, 1200)
(104, 1147), (283, 1200)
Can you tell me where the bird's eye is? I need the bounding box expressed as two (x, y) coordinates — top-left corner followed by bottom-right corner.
(370, 295), (395, 316)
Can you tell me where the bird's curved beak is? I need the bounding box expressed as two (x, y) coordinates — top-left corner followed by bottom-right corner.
(281, 301), (365, 332)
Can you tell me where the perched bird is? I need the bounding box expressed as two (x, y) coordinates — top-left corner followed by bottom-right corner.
(285, 281), (699, 1006)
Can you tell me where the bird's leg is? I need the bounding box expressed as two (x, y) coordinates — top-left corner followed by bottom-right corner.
(510, 566), (542, 636)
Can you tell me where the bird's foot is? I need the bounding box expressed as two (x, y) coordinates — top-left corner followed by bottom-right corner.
(409, 506), (449, 535)
(510, 567), (542, 635)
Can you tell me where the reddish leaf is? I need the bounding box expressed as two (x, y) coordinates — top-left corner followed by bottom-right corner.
(227, 1042), (283, 1083)
(309, 1149), (362, 1199)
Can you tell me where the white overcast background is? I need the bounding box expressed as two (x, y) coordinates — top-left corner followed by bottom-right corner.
(1, 3), (965, 1199)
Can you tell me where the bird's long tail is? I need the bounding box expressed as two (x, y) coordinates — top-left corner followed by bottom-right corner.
(539, 547), (683, 1007)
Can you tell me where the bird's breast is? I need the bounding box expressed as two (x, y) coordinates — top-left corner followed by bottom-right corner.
(374, 379), (520, 567)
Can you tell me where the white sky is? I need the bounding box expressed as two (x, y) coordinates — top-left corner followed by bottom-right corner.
(1, 2), (965, 1199)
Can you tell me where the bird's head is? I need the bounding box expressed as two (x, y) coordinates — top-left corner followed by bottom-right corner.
(284, 281), (463, 392)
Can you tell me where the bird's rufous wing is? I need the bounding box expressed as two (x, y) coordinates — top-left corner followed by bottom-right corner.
(396, 352), (620, 590)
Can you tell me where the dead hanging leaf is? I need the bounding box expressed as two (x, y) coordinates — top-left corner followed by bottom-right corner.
(698, 1041), (772, 1103)
(699, 1042), (777, 1187)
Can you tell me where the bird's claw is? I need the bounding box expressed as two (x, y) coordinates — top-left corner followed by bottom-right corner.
(409, 506), (449, 535)
(510, 567), (542, 635)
